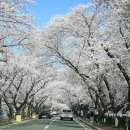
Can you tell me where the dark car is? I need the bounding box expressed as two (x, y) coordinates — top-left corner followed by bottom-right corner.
(38, 110), (51, 119)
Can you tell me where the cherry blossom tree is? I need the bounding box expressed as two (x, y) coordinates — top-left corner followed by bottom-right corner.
(41, 3), (129, 114)
(0, 0), (33, 62)
(93, 0), (130, 110)
(41, 4), (108, 111)
(0, 52), (56, 117)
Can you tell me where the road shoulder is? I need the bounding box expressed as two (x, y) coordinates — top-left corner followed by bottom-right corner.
(76, 117), (102, 130)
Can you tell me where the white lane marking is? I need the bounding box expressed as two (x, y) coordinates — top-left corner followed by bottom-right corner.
(44, 125), (49, 129)
(52, 116), (58, 122)
(44, 116), (58, 129)
(49, 122), (52, 125)
(74, 119), (88, 130)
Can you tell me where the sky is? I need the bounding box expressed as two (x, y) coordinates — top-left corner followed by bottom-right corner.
(29, 0), (91, 26)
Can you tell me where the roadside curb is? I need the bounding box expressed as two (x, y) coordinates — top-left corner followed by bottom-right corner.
(77, 117), (102, 130)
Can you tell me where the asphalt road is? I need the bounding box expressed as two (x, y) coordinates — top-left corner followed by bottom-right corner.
(1, 116), (94, 130)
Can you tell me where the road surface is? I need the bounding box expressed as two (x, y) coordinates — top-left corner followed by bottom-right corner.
(1, 116), (94, 130)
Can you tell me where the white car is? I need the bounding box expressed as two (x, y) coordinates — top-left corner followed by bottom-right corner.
(60, 109), (73, 121)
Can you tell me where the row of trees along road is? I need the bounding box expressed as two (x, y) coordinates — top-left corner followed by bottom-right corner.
(0, 0), (130, 122)
(39, 0), (130, 117)
(0, 0), (56, 118)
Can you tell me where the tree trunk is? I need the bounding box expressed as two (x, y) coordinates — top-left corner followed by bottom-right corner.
(3, 98), (14, 119)
(117, 63), (130, 110)
(0, 98), (2, 109)
(15, 107), (21, 115)
(9, 107), (14, 119)
(103, 75), (115, 112)
(104, 48), (130, 110)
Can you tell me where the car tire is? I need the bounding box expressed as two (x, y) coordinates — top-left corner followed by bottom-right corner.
(38, 116), (42, 119)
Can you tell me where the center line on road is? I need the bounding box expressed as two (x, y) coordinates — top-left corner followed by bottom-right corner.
(74, 119), (88, 130)
(52, 116), (58, 122)
(44, 116), (58, 129)
(44, 125), (49, 129)
(49, 122), (52, 125)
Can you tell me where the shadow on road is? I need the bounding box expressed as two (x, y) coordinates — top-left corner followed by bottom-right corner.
(4, 117), (84, 130)
(51, 119), (83, 129)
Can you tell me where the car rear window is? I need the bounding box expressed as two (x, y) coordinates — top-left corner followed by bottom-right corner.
(41, 110), (49, 114)
(63, 110), (71, 112)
